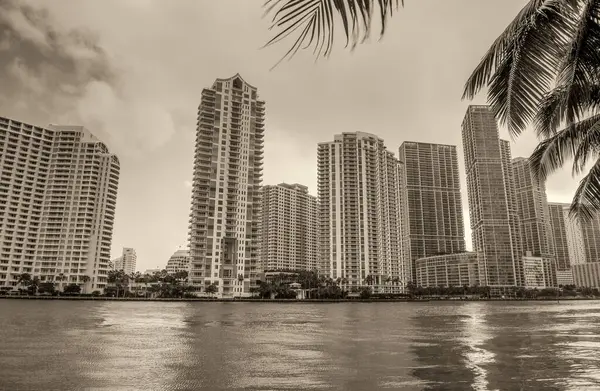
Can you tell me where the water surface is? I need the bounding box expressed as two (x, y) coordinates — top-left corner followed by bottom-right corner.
(1, 300), (599, 390)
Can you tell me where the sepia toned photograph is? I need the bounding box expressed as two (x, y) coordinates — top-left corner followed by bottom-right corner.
(1, 0), (600, 390)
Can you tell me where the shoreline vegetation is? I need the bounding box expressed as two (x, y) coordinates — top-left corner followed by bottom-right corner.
(1, 296), (599, 303)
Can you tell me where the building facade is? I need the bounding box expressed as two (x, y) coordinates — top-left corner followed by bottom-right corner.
(166, 248), (190, 275)
(113, 247), (137, 275)
(415, 252), (479, 288)
(0, 116), (119, 293)
(512, 157), (555, 259)
(260, 183), (318, 272)
(188, 74), (264, 297)
(317, 132), (405, 292)
(462, 105), (523, 291)
(398, 142), (466, 282)
(522, 254), (556, 289)
(572, 262), (600, 288)
(548, 202), (572, 271)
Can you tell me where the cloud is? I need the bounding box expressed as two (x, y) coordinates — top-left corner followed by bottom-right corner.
(0, 0), (177, 157)
(76, 81), (176, 157)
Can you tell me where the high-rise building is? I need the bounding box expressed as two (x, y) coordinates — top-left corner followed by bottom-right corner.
(548, 203), (572, 271)
(560, 205), (600, 265)
(113, 247), (137, 275)
(462, 105), (522, 290)
(398, 142), (465, 282)
(317, 132), (405, 292)
(512, 157), (554, 259)
(166, 247), (190, 275)
(0, 116), (119, 293)
(188, 74), (264, 298)
(260, 183), (318, 272)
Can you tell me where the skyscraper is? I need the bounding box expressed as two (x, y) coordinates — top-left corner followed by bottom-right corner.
(398, 142), (466, 282)
(512, 157), (555, 259)
(113, 247), (137, 275)
(317, 132), (405, 292)
(188, 74), (264, 298)
(462, 105), (522, 290)
(260, 183), (318, 272)
(0, 116), (119, 293)
(548, 203), (572, 271)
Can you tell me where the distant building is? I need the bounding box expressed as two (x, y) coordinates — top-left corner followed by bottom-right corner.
(398, 142), (466, 283)
(317, 132), (404, 293)
(522, 254), (556, 289)
(556, 269), (574, 286)
(113, 248), (137, 275)
(572, 262), (600, 289)
(415, 252), (479, 288)
(0, 116), (119, 293)
(260, 183), (318, 272)
(144, 268), (161, 275)
(166, 248), (190, 274)
(512, 157), (555, 259)
(548, 203), (571, 270)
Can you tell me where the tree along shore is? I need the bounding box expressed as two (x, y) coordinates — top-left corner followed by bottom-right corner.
(1, 296), (598, 303)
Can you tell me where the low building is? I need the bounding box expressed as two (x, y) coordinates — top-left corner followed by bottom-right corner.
(572, 262), (600, 288)
(556, 269), (574, 286)
(113, 248), (137, 275)
(415, 252), (479, 287)
(522, 255), (556, 289)
(166, 248), (190, 274)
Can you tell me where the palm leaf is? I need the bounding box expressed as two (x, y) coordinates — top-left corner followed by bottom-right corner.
(463, 0), (576, 136)
(571, 114), (600, 174)
(570, 156), (600, 220)
(263, 0), (402, 68)
(535, 0), (600, 138)
(529, 113), (600, 181)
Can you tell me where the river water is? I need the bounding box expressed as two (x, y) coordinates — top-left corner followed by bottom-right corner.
(1, 300), (599, 390)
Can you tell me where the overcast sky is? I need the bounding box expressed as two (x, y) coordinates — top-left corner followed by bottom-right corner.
(1, 0), (581, 272)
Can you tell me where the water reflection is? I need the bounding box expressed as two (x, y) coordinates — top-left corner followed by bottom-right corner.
(1, 301), (600, 390)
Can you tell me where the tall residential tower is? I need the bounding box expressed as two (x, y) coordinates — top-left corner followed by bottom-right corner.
(462, 105), (523, 290)
(0, 116), (119, 293)
(188, 74), (264, 298)
(317, 132), (405, 292)
(261, 183), (318, 272)
(511, 157), (554, 260)
(398, 142), (466, 282)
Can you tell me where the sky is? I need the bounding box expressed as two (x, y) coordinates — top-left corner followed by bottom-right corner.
(0, 0), (582, 272)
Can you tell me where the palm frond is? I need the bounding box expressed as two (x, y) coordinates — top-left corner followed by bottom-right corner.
(529, 113), (600, 181)
(535, 0), (600, 137)
(263, 0), (402, 67)
(463, 0), (576, 136)
(570, 156), (600, 221)
(571, 114), (600, 174)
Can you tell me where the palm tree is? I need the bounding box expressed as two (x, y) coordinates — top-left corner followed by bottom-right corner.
(463, 0), (600, 220)
(263, 0), (402, 67)
(17, 272), (32, 287)
(80, 275), (91, 294)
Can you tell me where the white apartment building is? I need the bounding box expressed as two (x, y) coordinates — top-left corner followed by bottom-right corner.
(0, 116), (119, 293)
(188, 74), (264, 298)
(317, 132), (405, 293)
(522, 254), (555, 289)
(260, 183), (318, 272)
(112, 247), (137, 275)
(398, 142), (466, 283)
(415, 252), (479, 288)
(166, 247), (190, 274)
(462, 105), (523, 291)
